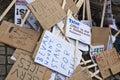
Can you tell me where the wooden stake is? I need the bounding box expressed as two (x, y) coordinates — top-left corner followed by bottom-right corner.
(82, 0), (86, 20)
(100, 0), (107, 28)
(62, 0), (66, 9)
(0, 0), (16, 22)
(114, 30), (120, 37)
(76, 0), (84, 9)
(20, 10), (30, 27)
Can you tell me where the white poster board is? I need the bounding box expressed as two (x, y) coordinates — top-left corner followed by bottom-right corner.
(65, 17), (91, 45)
(25, 0), (35, 3)
(34, 31), (82, 77)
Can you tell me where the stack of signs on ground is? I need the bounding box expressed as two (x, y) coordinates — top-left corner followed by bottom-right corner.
(95, 48), (120, 79)
(33, 30), (82, 77)
(65, 16), (91, 45)
(0, 21), (40, 52)
(27, 0), (66, 30)
(5, 54), (51, 80)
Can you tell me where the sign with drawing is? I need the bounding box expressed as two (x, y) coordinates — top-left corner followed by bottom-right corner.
(65, 17), (91, 45)
(34, 31), (81, 77)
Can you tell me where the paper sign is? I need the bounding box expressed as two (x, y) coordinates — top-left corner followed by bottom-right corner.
(28, 0), (66, 30)
(15, 0), (30, 28)
(65, 17), (91, 44)
(34, 30), (76, 77)
(0, 21), (40, 52)
(5, 54), (51, 80)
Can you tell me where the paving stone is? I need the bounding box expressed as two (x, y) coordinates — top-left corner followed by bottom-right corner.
(0, 76), (5, 80)
(0, 56), (6, 64)
(0, 47), (5, 55)
(0, 65), (6, 75)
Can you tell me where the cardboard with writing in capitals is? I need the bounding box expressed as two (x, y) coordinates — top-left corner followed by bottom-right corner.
(0, 21), (40, 52)
(27, 0), (66, 30)
(5, 54), (51, 80)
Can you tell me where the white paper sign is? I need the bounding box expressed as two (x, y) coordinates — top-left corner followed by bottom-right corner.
(34, 31), (77, 77)
(25, 0), (35, 3)
(65, 17), (91, 45)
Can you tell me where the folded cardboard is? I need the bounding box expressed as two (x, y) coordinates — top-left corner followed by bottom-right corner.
(91, 27), (110, 50)
(5, 54), (51, 80)
(0, 21), (40, 52)
(27, 0), (66, 30)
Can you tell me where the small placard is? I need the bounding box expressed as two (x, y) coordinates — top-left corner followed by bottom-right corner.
(34, 30), (80, 77)
(65, 17), (91, 44)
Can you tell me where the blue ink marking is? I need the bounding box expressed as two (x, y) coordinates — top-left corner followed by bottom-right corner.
(63, 57), (68, 64)
(61, 63), (66, 70)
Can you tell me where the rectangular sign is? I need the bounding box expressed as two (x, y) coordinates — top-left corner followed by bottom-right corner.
(0, 21), (40, 52)
(65, 17), (91, 44)
(34, 30), (81, 77)
(5, 54), (51, 80)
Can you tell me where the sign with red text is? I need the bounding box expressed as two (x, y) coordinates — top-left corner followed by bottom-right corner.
(34, 31), (81, 77)
(65, 17), (91, 44)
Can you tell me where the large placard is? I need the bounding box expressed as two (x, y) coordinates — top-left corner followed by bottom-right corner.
(34, 31), (82, 77)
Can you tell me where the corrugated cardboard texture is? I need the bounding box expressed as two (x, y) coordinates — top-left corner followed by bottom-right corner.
(28, 0), (66, 30)
(69, 65), (92, 80)
(95, 52), (111, 78)
(91, 27), (110, 50)
(12, 49), (32, 60)
(5, 54), (51, 80)
(56, 0), (79, 14)
(0, 21), (40, 52)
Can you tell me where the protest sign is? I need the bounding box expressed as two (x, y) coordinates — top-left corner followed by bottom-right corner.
(0, 21), (40, 52)
(11, 49), (32, 61)
(34, 30), (82, 77)
(15, 0), (30, 28)
(25, 0), (35, 3)
(28, 0), (66, 30)
(65, 17), (91, 45)
(5, 54), (51, 80)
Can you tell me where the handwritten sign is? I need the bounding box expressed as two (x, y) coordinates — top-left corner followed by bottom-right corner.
(34, 30), (78, 77)
(65, 17), (91, 44)
(28, 0), (66, 29)
(5, 54), (51, 80)
(0, 21), (40, 52)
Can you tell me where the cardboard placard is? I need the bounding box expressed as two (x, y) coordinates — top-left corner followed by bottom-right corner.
(12, 49), (32, 61)
(0, 21), (40, 52)
(56, 0), (79, 14)
(95, 52), (111, 78)
(34, 30), (82, 77)
(65, 17), (91, 45)
(5, 54), (51, 80)
(27, 0), (66, 30)
(91, 27), (110, 50)
(69, 65), (92, 80)
(103, 48), (120, 74)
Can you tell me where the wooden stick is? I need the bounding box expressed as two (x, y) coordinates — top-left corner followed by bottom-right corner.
(62, 0), (66, 9)
(0, 0), (16, 22)
(20, 10), (30, 27)
(76, 0), (84, 9)
(85, 0), (92, 27)
(82, 0), (86, 20)
(74, 40), (78, 69)
(100, 0), (107, 28)
(114, 30), (120, 37)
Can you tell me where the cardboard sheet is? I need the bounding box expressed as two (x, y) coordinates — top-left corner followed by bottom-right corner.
(28, 0), (66, 30)
(0, 21), (40, 52)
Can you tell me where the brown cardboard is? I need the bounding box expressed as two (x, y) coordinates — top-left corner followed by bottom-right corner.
(5, 54), (51, 80)
(12, 49), (32, 60)
(91, 27), (110, 50)
(27, 0), (66, 30)
(0, 21), (40, 52)
(56, 0), (79, 14)
(95, 52), (111, 78)
(103, 48), (120, 75)
(69, 65), (92, 80)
